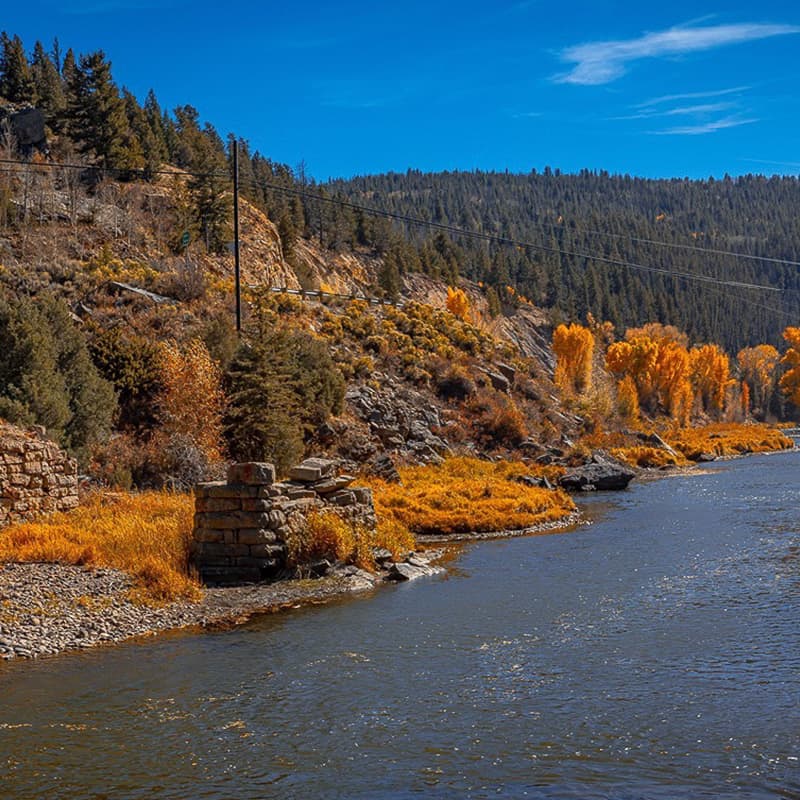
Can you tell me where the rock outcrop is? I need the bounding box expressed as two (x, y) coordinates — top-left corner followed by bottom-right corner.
(0, 423), (78, 528)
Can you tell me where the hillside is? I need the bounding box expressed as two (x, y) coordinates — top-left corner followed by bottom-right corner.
(327, 170), (800, 352)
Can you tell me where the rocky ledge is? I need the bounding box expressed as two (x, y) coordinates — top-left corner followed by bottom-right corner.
(0, 551), (443, 661)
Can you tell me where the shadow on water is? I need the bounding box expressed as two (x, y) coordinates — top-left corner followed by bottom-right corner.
(2, 449), (799, 799)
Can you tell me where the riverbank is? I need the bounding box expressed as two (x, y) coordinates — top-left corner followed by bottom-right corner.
(0, 550), (447, 661)
(1, 430), (795, 663)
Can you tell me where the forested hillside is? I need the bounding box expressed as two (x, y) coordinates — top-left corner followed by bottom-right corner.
(327, 170), (800, 352)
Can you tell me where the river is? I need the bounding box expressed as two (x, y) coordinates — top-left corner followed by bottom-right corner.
(1, 449), (799, 799)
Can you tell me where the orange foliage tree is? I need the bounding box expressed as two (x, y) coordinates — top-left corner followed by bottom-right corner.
(689, 343), (733, 416)
(158, 339), (226, 466)
(552, 323), (594, 395)
(445, 287), (470, 321)
(606, 329), (692, 423)
(780, 327), (800, 408)
(737, 344), (779, 416)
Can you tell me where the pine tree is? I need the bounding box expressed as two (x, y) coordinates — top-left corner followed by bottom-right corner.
(30, 41), (65, 126)
(66, 50), (131, 170)
(0, 33), (36, 104)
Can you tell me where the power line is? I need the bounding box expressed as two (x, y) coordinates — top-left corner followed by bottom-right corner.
(0, 156), (792, 294)
(237, 176), (783, 293)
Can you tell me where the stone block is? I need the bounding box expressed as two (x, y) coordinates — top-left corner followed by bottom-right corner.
(198, 483), (260, 499)
(329, 490), (357, 507)
(237, 528), (277, 545)
(241, 498), (271, 512)
(289, 458), (336, 482)
(287, 488), (317, 500)
(194, 528), (226, 544)
(312, 475), (355, 494)
(195, 497), (241, 514)
(227, 462), (276, 486)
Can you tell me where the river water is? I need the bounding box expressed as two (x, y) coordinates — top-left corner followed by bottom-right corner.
(1, 449), (799, 799)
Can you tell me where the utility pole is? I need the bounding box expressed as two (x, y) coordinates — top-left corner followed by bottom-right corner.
(233, 139), (242, 333)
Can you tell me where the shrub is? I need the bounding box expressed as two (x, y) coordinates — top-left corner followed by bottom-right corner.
(286, 510), (375, 571)
(467, 390), (529, 447)
(0, 293), (116, 465)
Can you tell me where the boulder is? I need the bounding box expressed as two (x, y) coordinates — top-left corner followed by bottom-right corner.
(559, 457), (635, 492)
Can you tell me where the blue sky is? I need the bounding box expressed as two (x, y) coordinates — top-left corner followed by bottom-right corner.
(3, 0), (800, 180)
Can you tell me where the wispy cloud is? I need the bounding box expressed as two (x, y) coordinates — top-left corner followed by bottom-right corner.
(636, 86), (750, 108)
(615, 100), (737, 121)
(741, 157), (800, 170)
(554, 23), (800, 85)
(651, 115), (758, 135)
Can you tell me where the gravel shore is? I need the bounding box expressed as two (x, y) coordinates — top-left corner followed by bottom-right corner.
(0, 555), (443, 661)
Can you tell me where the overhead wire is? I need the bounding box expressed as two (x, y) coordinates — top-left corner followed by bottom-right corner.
(0, 156), (794, 296)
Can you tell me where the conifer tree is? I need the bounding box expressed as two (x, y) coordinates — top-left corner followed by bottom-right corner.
(66, 50), (131, 170)
(30, 41), (65, 125)
(0, 33), (36, 104)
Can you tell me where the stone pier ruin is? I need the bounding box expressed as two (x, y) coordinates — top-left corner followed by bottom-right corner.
(0, 423), (79, 528)
(191, 458), (376, 585)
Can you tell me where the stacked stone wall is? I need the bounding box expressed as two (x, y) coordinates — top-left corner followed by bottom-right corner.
(0, 423), (79, 528)
(192, 458), (376, 585)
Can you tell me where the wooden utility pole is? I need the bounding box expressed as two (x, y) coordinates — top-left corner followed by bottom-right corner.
(233, 139), (242, 333)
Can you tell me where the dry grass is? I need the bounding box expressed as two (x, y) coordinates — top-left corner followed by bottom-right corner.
(609, 446), (687, 469)
(666, 422), (794, 460)
(0, 491), (200, 604)
(287, 510), (416, 572)
(364, 456), (575, 537)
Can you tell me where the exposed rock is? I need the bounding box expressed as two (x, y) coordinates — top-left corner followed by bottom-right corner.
(559, 455), (636, 492)
(366, 453), (401, 483)
(481, 369), (511, 393)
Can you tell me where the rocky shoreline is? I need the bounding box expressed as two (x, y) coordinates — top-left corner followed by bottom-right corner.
(0, 551), (445, 662)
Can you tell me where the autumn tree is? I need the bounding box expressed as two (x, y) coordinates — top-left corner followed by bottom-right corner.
(155, 339), (226, 485)
(552, 323), (594, 395)
(689, 343), (732, 417)
(779, 327), (800, 409)
(446, 286), (470, 321)
(737, 344), (780, 418)
(606, 327), (692, 423)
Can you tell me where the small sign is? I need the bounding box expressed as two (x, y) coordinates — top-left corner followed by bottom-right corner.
(180, 231), (191, 249)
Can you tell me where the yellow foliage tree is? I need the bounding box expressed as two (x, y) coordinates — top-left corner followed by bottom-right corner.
(617, 374), (640, 421)
(689, 343), (733, 416)
(780, 326), (800, 407)
(606, 328), (692, 423)
(737, 344), (780, 415)
(445, 287), (470, 321)
(159, 339), (226, 465)
(552, 323), (594, 395)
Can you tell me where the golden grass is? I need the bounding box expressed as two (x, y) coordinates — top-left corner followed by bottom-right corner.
(0, 491), (200, 604)
(665, 422), (794, 460)
(287, 510), (416, 572)
(364, 456), (575, 537)
(609, 446), (687, 469)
